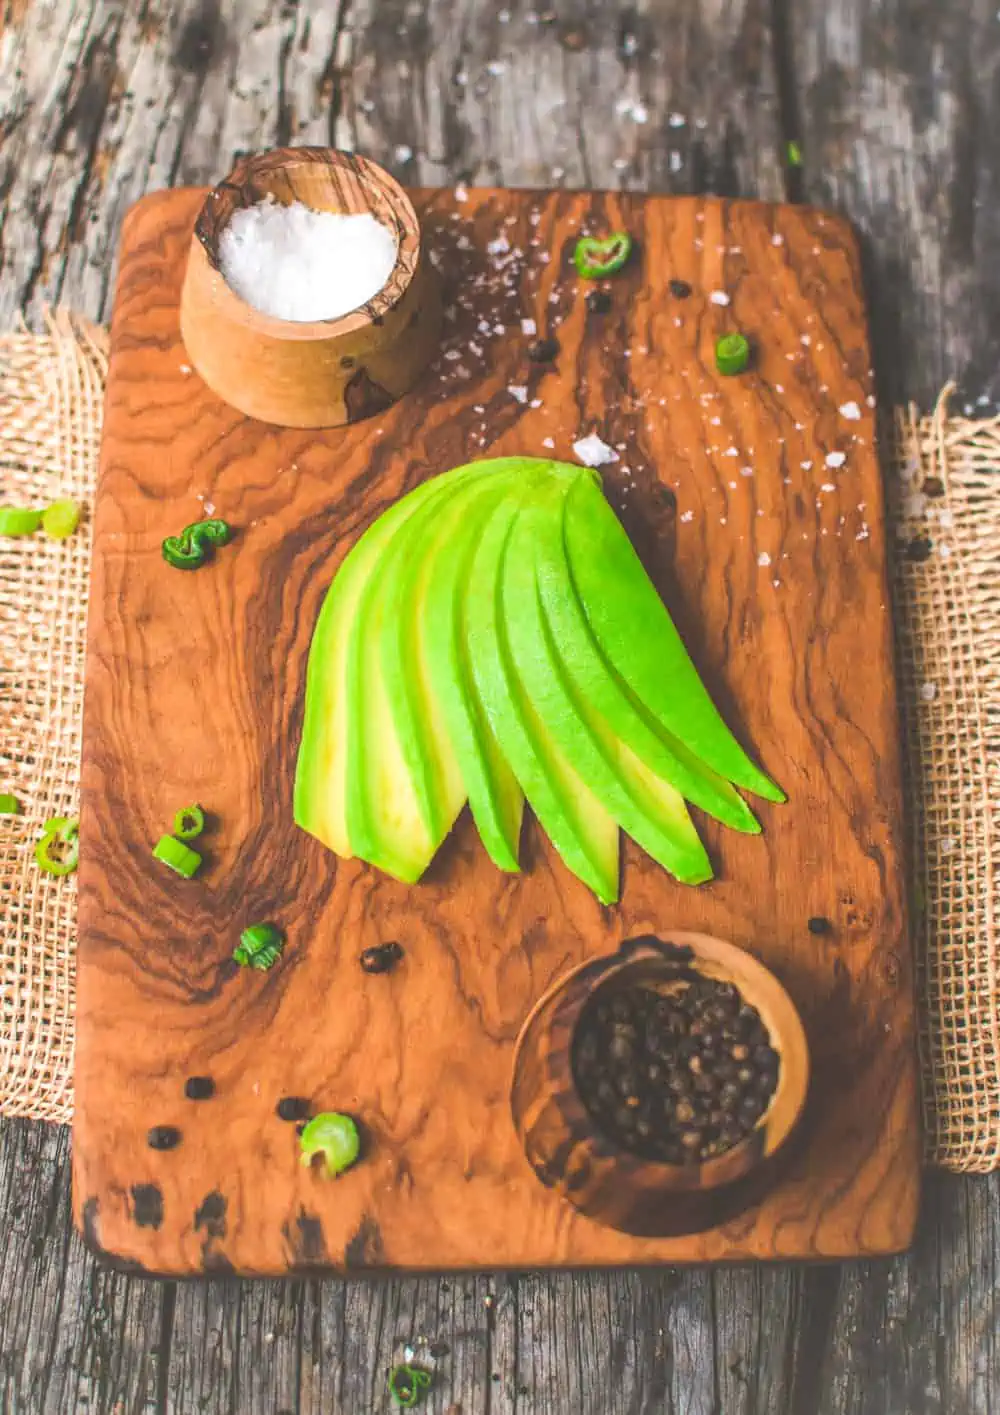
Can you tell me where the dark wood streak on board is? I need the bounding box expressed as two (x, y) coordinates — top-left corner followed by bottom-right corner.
(73, 184), (918, 1277)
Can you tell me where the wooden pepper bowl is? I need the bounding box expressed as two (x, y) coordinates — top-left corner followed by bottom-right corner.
(179, 147), (442, 428)
(510, 933), (810, 1236)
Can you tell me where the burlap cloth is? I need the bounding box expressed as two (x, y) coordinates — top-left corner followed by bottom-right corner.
(1, 314), (997, 1172)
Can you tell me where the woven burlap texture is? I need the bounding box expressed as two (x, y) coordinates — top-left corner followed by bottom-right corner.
(0, 316), (997, 1170)
(0, 311), (107, 1127)
(893, 393), (1000, 1172)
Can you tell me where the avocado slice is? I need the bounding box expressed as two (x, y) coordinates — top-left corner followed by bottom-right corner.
(532, 484), (760, 834)
(465, 479), (620, 904)
(504, 480), (713, 885)
(563, 472), (785, 803)
(377, 468), (504, 846)
(294, 477), (445, 855)
(344, 465), (501, 879)
(418, 477), (527, 871)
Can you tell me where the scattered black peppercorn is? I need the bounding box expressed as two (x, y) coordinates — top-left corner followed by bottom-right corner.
(572, 977), (780, 1165)
(906, 537), (933, 562)
(527, 336), (560, 363)
(669, 278), (693, 299)
(184, 1075), (215, 1101)
(147, 1125), (182, 1151)
(360, 941), (404, 974)
(807, 915), (832, 935)
(276, 1096), (312, 1123)
(586, 289), (613, 315)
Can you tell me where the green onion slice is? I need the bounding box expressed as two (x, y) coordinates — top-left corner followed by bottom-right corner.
(300, 1112), (361, 1178)
(194, 518), (232, 547)
(573, 232), (633, 280)
(0, 507), (42, 537)
(162, 518), (233, 570)
(36, 818), (79, 876)
(41, 499), (82, 540)
(173, 803), (206, 840)
(0, 793), (20, 815)
(153, 833), (202, 878)
(387, 1364), (432, 1407)
(233, 922), (284, 970)
(715, 332), (751, 376)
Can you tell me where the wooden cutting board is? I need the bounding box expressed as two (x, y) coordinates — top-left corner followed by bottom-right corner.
(74, 184), (920, 1276)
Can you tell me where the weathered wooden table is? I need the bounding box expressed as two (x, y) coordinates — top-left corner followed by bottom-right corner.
(1, 2), (997, 1410)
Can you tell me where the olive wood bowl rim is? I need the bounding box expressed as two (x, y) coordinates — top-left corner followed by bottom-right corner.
(511, 930), (810, 1192)
(189, 146), (420, 343)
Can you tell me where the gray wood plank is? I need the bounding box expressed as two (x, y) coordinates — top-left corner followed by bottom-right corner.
(0, 1119), (163, 1414)
(790, 0), (1000, 404)
(344, 0), (785, 198)
(0, 0), (347, 326)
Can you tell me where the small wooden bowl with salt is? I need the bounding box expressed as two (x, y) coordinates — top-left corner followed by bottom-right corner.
(179, 147), (442, 428)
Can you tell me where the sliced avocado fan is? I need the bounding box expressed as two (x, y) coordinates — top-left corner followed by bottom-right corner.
(294, 457), (783, 900)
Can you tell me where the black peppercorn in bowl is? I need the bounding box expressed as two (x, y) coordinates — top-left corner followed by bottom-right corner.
(509, 933), (809, 1236)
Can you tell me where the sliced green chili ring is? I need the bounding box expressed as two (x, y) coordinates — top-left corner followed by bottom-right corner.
(153, 833), (202, 878)
(173, 803), (206, 840)
(299, 1112), (360, 1178)
(786, 139), (803, 167)
(36, 818), (79, 876)
(41, 499), (82, 540)
(715, 332), (751, 376)
(0, 507), (42, 537)
(0, 793), (20, 815)
(573, 231), (633, 280)
(234, 921), (285, 970)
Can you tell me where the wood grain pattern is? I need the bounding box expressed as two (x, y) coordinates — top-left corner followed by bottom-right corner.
(180, 147), (443, 428)
(74, 181), (918, 1275)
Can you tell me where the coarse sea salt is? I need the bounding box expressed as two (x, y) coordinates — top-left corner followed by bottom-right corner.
(573, 433), (618, 468)
(219, 197), (397, 322)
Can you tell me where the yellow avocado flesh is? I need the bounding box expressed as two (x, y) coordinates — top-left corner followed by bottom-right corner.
(465, 480), (620, 904)
(346, 465), (519, 880)
(293, 482), (438, 855)
(563, 473), (784, 803)
(377, 473), (494, 844)
(505, 484), (713, 885)
(532, 486), (760, 834)
(418, 479), (526, 872)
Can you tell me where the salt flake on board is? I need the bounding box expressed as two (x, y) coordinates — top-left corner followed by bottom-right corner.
(572, 434), (618, 467)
